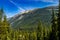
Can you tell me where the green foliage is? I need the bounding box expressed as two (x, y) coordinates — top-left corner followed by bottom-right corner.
(0, 6), (60, 40)
(57, 0), (60, 40)
(0, 8), (10, 40)
(49, 8), (58, 40)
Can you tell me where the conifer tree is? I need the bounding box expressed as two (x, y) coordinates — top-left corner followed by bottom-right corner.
(49, 8), (58, 40)
(0, 8), (4, 40)
(0, 8), (3, 22)
(43, 26), (48, 40)
(57, 0), (60, 40)
(37, 20), (43, 40)
(2, 15), (10, 34)
(0, 8), (10, 40)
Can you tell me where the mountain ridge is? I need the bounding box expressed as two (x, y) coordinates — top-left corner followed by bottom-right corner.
(9, 6), (58, 30)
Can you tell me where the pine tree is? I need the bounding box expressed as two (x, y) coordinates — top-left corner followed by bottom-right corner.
(57, 0), (60, 40)
(37, 20), (43, 40)
(49, 8), (58, 40)
(0, 8), (4, 40)
(0, 8), (4, 22)
(0, 8), (10, 40)
(43, 26), (48, 40)
(0, 8), (4, 31)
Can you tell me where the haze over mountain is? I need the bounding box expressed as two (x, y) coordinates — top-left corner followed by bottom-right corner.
(9, 6), (58, 30)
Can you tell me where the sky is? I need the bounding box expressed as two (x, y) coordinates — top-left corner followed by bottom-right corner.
(0, 0), (58, 18)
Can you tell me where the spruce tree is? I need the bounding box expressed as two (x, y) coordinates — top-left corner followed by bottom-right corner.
(0, 8), (3, 22)
(49, 8), (58, 40)
(3, 15), (10, 33)
(0, 8), (4, 40)
(0, 8), (10, 40)
(37, 20), (43, 40)
(43, 26), (48, 40)
(57, 0), (60, 40)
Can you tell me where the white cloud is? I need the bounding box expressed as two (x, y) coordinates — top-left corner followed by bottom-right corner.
(45, 3), (58, 7)
(5, 13), (14, 18)
(35, 0), (58, 7)
(40, 0), (56, 2)
(9, 0), (25, 12)
(32, 0), (58, 4)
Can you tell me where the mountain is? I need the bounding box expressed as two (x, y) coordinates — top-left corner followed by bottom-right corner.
(9, 6), (58, 30)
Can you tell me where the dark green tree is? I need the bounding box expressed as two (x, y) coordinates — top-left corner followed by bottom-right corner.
(0, 8), (4, 22)
(43, 26), (48, 40)
(0, 8), (11, 40)
(57, 0), (60, 40)
(49, 8), (58, 40)
(37, 21), (43, 40)
(0, 8), (4, 40)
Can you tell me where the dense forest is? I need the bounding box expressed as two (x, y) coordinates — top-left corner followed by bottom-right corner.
(0, 1), (60, 40)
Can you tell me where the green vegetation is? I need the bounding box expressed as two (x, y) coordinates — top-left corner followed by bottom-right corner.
(0, 1), (60, 40)
(9, 8), (51, 29)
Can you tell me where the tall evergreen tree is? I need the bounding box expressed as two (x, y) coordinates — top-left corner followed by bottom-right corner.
(3, 15), (11, 40)
(3, 15), (10, 32)
(0, 8), (4, 22)
(0, 8), (10, 40)
(0, 8), (4, 40)
(0, 8), (4, 29)
(37, 20), (43, 40)
(43, 26), (48, 40)
(57, 0), (60, 40)
(49, 8), (58, 40)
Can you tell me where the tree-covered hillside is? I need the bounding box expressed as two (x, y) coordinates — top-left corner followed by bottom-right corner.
(0, 3), (60, 40)
(8, 6), (58, 30)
